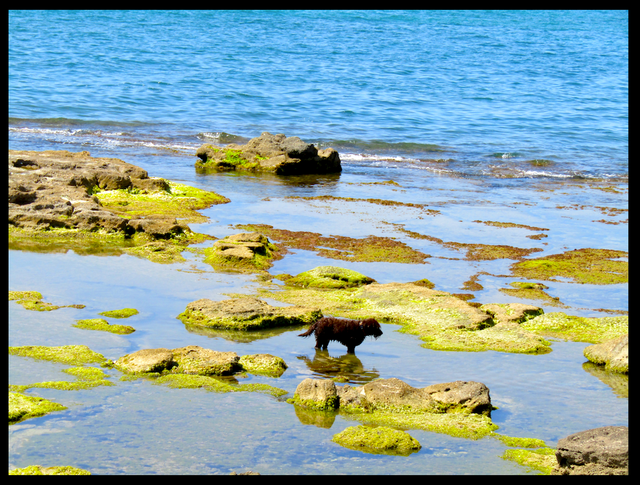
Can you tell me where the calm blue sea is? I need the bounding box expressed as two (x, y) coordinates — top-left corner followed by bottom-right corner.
(9, 10), (628, 180)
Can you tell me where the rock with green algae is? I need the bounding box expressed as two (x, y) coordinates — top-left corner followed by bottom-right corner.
(114, 345), (240, 376)
(257, 282), (552, 354)
(9, 391), (67, 425)
(289, 377), (498, 440)
(502, 447), (558, 475)
(332, 425), (422, 456)
(238, 353), (288, 377)
(152, 374), (287, 397)
(98, 307), (139, 318)
(9, 290), (85, 311)
(73, 318), (135, 335)
(9, 465), (91, 475)
(177, 296), (321, 331)
(521, 312), (628, 344)
(195, 132), (342, 175)
(203, 232), (282, 273)
(284, 266), (376, 289)
(509, 248), (628, 285)
(9, 366), (114, 393)
(8, 345), (109, 366)
(583, 334), (628, 373)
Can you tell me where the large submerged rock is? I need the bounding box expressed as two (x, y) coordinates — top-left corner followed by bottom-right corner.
(195, 132), (341, 175)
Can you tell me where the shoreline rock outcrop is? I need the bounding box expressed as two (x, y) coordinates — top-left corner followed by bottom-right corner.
(583, 334), (628, 373)
(195, 132), (342, 175)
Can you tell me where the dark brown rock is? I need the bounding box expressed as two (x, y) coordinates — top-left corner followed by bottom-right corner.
(195, 132), (342, 175)
(555, 426), (628, 475)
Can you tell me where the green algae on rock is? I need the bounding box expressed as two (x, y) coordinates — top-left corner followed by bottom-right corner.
(8, 345), (109, 366)
(583, 334), (628, 373)
(332, 425), (422, 456)
(499, 282), (569, 308)
(153, 374), (287, 397)
(238, 353), (288, 377)
(9, 391), (67, 425)
(202, 232), (282, 273)
(285, 266), (376, 289)
(195, 132), (342, 175)
(510, 248), (628, 285)
(520, 312), (628, 344)
(74, 318), (135, 334)
(257, 282), (551, 354)
(502, 447), (558, 475)
(177, 296), (322, 331)
(9, 290), (85, 311)
(98, 307), (139, 318)
(9, 465), (91, 475)
(8, 149), (227, 265)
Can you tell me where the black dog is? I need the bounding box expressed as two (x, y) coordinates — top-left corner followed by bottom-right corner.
(298, 316), (383, 353)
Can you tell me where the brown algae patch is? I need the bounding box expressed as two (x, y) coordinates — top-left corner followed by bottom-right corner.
(510, 248), (628, 285)
(286, 194), (441, 216)
(9, 391), (68, 425)
(331, 425), (422, 456)
(235, 224), (430, 264)
(500, 282), (568, 308)
(8, 345), (109, 366)
(98, 308), (139, 318)
(73, 318), (135, 335)
(385, 222), (542, 261)
(521, 312), (628, 344)
(473, 220), (549, 232)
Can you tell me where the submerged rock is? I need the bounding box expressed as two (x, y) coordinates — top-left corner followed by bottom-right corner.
(195, 132), (342, 175)
(9, 465), (91, 475)
(177, 297), (321, 331)
(553, 426), (628, 475)
(583, 334), (628, 374)
(332, 425), (421, 456)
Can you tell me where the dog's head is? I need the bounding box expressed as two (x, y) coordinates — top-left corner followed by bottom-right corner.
(360, 318), (383, 339)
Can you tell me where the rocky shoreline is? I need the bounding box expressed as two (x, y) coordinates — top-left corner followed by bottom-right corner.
(8, 148), (627, 475)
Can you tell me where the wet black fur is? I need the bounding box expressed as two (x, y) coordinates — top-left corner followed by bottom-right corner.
(298, 316), (383, 353)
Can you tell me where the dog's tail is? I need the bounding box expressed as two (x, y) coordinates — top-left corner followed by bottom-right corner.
(298, 322), (317, 338)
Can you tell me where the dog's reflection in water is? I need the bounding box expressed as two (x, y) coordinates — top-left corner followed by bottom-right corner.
(297, 350), (380, 385)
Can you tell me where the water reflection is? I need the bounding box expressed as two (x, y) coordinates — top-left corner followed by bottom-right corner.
(582, 362), (628, 398)
(297, 349), (380, 385)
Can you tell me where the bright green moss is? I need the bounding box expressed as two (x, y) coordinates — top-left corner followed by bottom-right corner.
(74, 318), (135, 334)
(9, 391), (67, 425)
(8, 345), (108, 366)
(491, 433), (547, 448)
(502, 447), (558, 475)
(98, 308), (139, 318)
(153, 374), (287, 397)
(521, 312), (628, 344)
(285, 266), (376, 289)
(510, 248), (628, 285)
(332, 425), (422, 456)
(9, 465), (91, 475)
(9, 290), (42, 301)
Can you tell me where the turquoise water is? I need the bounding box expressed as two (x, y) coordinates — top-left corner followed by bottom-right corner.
(9, 10), (628, 475)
